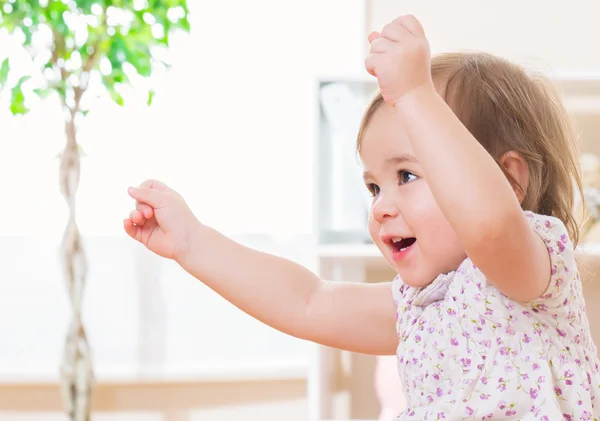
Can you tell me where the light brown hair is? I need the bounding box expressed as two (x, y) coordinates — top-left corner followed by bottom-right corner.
(357, 52), (584, 245)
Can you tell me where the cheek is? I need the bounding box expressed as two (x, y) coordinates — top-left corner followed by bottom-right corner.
(405, 185), (460, 247)
(368, 213), (380, 242)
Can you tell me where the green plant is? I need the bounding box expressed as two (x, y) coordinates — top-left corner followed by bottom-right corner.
(0, 1), (190, 419)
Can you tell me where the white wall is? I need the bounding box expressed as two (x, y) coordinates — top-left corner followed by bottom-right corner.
(0, 0), (370, 419)
(368, 0), (600, 76)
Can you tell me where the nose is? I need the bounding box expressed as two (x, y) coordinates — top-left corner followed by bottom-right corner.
(371, 192), (400, 223)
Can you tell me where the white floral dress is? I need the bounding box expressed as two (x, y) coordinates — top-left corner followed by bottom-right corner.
(392, 211), (600, 420)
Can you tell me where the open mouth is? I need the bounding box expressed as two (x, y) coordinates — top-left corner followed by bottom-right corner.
(391, 237), (416, 253)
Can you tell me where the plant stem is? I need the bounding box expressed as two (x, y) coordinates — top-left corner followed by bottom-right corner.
(58, 104), (93, 421)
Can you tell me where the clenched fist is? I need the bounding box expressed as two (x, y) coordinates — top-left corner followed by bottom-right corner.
(124, 179), (201, 262)
(365, 15), (433, 106)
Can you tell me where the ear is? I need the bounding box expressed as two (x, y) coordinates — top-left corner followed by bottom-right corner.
(499, 151), (529, 204)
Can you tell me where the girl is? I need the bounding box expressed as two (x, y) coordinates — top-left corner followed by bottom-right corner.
(124, 15), (600, 420)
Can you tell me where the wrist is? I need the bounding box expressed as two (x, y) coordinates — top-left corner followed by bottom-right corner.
(175, 220), (210, 269)
(393, 82), (438, 112)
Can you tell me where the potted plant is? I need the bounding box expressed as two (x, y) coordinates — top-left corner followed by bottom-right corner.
(0, 1), (190, 419)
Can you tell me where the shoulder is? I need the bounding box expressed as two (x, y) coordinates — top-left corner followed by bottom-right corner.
(391, 275), (408, 307)
(522, 211), (581, 308)
(523, 211), (573, 254)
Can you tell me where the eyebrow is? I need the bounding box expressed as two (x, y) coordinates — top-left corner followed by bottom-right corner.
(363, 154), (418, 181)
(385, 154), (418, 166)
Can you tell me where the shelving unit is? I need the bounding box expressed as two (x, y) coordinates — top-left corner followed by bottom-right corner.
(310, 72), (600, 421)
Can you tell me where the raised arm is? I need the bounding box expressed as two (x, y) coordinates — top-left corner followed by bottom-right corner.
(365, 15), (550, 302)
(181, 224), (398, 355)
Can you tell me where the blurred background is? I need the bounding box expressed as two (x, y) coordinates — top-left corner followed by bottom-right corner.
(1, 1), (600, 420)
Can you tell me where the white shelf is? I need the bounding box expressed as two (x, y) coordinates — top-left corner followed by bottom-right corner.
(0, 358), (310, 386)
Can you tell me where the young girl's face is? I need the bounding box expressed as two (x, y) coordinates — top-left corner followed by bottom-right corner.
(361, 104), (467, 287)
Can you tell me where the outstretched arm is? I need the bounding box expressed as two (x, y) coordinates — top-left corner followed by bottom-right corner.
(181, 225), (398, 355)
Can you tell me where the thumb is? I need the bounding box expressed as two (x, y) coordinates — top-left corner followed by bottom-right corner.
(128, 186), (165, 208)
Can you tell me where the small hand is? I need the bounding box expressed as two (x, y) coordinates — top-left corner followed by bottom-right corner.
(365, 15), (433, 106)
(124, 179), (201, 261)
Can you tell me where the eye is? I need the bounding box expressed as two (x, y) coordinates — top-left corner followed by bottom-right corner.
(398, 170), (417, 185)
(365, 183), (380, 197)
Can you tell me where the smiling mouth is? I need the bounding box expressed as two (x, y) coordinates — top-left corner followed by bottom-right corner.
(391, 237), (416, 252)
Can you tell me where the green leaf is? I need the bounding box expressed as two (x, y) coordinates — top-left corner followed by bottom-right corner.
(33, 87), (51, 98)
(9, 75), (31, 115)
(0, 58), (9, 86)
(109, 88), (124, 106)
(147, 89), (154, 106)
(10, 88), (27, 115)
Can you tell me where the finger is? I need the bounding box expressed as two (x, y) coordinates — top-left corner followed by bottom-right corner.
(136, 202), (154, 219)
(368, 31), (380, 44)
(129, 209), (146, 226)
(128, 186), (164, 208)
(139, 178), (170, 191)
(364, 54), (377, 77)
(380, 20), (410, 42)
(123, 218), (141, 241)
(395, 14), (425, 37)
(369, 37), (394, 53)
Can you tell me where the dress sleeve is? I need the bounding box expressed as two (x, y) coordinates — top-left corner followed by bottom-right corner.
(524, 211), (579, 312)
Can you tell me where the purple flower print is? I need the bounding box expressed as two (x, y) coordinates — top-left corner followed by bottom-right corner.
(450, 338), (459, 346)
(555, 386), (563, 397)
(530, 388), (538, 399)
(436, 387), (443, 397)
(479, 340), (491, 348)
(465, 407), (474, 416)
(522, 333), (532, 343)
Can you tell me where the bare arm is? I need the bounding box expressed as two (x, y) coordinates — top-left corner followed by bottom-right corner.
(395, 86), (550, 302)
(179, 224), (398, 355)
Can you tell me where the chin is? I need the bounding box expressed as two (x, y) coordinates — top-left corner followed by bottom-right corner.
(395, 268), (434, 289)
